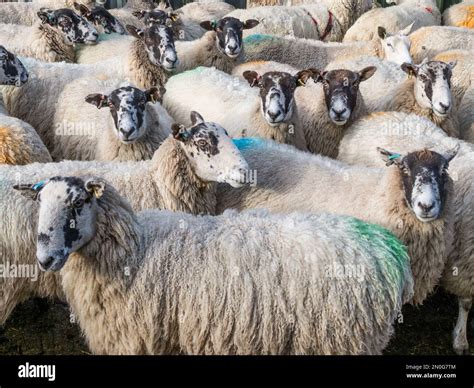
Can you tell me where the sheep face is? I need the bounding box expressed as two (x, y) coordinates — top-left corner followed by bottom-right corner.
(37, 8), (99, 45)
(0, 46), (28, 87)
(13, 177), (104, 272)
(127, 24), (177, 71)
(243, 69), (318, 126)
(378, 147), (459, 223)
(133, 9), (179, 30)
(172, 111), (249, 188)
(318, 67), (377, 126)
(75, 3), (126, 35)
(401, 60), (456, 117)
(200, 17), (259, 59)
(377, 24), (413, 65)
(85, 85), (165, 144)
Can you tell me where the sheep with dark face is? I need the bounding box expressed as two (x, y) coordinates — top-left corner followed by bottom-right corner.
(13, 175), (412, 355)
(0, 8), (98, 63)
(74, 3), (126, 35)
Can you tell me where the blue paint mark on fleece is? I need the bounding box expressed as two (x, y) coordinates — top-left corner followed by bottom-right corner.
(233, 138), (267, 151)
(243, 34), (274, 45)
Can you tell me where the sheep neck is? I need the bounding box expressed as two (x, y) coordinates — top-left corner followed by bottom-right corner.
(150, 137), (217, 215)
(329, 0), (373, 33)
(128, 39), (170, 89)
(36, 23), (76, 63)
(376, 166), (453, 305)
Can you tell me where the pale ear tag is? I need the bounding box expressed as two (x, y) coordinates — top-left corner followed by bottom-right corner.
(170, 14), (178, 22)
(298, 78), (306, 86)
(93, 186), (105, 199)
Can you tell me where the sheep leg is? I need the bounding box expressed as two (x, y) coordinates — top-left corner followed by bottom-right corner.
(453, 297), (472, 355)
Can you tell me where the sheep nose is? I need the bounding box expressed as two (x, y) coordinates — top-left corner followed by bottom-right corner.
(332, 107), (347, 115)
(39, 256), (55, 271)
(228, 43), (238, 51)
(418, 201), (435, 212)
(268, 111), (280, 120)
(439, 102), (450, 112)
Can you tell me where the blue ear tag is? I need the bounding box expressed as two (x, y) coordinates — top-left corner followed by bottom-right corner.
(32, 180), (46, 191)
(388, 153), (402, 160)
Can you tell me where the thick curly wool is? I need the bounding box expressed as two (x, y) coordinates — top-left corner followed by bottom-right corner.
(387, 78), (459, 137)
(459, 88), (474, 143)
(217, 139), (453, 305)
(410, 26), (474, 63)
(243, 34), (383, 71)
(175, 31), (243, 74)
(0, 135), (219, 324)
(0, 23), (75, 63)
(443, 1), (474, 28)
(58, 185), (412, 354)
(75, 35), (135, 64)
(164, 67), (308, 150)
(344, 0), (440, 42)
(336, 110), (474, 327)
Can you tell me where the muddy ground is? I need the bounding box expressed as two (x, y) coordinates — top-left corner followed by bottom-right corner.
(0, 288), (472, 355)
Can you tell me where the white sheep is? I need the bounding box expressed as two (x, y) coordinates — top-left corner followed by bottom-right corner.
(336, 111), (474, 355)
(0, 47), (51, 165)
(163, 66), (314, 150)
(243, 22), (414, 71)
(410, 26), (474, 63)
(217, 137), (457, 305)
(227, 0), (374, 41)
(14, 176), (413, 355)
(0, 112), (249, 325)
(459, 87), (474, 143)
(442, 0), (474, 28)
(343, 0), (441, 42)
(0, 9), (98, 63)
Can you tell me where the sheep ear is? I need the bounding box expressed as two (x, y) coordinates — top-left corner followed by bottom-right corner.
(401, 62), (418, 77)
(377, 26), (387, 39)
(126, 25), (144, 39)
(190, 111), (205, 126)
(85, 93), (108, 109)
(172, 123), (190, 142)
(399, 21), (415, 36)
(85, 179), (105, 199)
(295, 68), (320, 86)
(38, 9), (56, 25)
(243, 71), (260, 87)
(12, 180), (47, 201)
(358, 66), (377, 82)
(145, 87), (164, 104)
(448, 60), (457, 70)
(442, 144), (460, 163)
(377, 147), (404, 167)
(132, 10), (147, 20)
(243, 19), (259, 30)
(200, 20), (216, 31)
(73, 2), (90, 17)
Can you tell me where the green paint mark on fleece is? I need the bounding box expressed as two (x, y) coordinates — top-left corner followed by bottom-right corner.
(243, 34), (275, 45)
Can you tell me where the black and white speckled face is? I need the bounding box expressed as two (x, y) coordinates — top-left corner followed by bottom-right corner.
(127, 24), (177, 70)
(133, 8), (178, 29)
(172, 112), (249, 187)
(85, 85), (163, 144)
(200, 17), (259, 58)
(37, 8), (98, 45)
(378, 23), (413, 65)
(379, 147), (458, 222)
(75, 3), (126, 35)
(243, 69), (317, 125)
(401, 60), (456, 117)
(318, 67), (376, 125)
(0, 46), (28, 87)
(13, 177), (104, 272)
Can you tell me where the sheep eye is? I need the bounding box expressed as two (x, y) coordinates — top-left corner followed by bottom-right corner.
(197, 139), (207, 148)
(73, 199), (84, 208)
(387, 43), (393, 49)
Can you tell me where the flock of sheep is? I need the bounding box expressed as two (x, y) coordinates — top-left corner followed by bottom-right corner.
(0, 0), (472, 355)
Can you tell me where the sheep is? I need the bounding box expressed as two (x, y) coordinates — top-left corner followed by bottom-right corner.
(409, 26), (474, 63)
(174, 17), (259, 75)
(2, 24), (178, 137)
(343, 0), (441, 42)
(0, 47), (51, 165)
(386, 60), (460, 137)
(73, 3), (126, 35)
(335, 111), (474, 355)
(217, 138), (457, 305)
(243, 22), (414, 70)
(163, 66), (315, 150)
(227, 0), (374, 42)
(44, 78), (171, 162)
(14, 175), (413, 355)
(443, 0), (474, 28)
(0, 8), (98, 63)
(0, 111), (249, 325)
(459, 87), (474, 143)
(433, 50), (474, 106)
